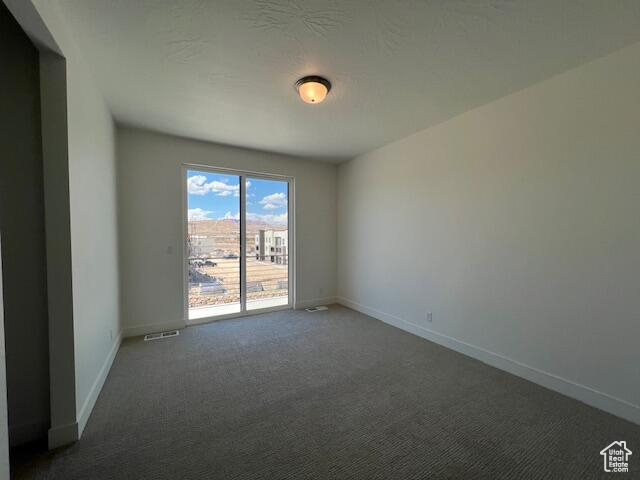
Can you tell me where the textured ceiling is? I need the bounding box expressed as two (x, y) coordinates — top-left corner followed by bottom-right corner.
(56, 0), (640, 161)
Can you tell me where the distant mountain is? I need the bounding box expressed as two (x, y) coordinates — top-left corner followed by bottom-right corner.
(247, 218), (287, 229)
(188, 218), (287, 256)
(190, 218), (285, 229)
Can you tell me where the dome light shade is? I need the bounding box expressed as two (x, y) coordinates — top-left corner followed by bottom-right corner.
(295, 76), (331, 104)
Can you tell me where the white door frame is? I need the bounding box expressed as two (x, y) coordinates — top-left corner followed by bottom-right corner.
(181, 164), (295, 326)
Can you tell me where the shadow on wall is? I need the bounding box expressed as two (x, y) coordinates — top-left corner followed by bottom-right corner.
(0, 2), (50, 447)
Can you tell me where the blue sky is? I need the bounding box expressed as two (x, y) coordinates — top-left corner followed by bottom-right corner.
(187, 170), (288, 225)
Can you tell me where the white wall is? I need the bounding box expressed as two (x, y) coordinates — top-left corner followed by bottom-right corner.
(30, 0), (121, 444)
(338, 42), (640, 424)
(117, 127), (337, 337)
(65, 42), (120, 436)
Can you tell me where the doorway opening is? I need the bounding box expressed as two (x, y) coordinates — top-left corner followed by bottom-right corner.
(184, 166), (293, 323)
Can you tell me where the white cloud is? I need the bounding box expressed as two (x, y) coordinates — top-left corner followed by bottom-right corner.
(216, 211), (285, 224)
(188, 208), (213, 221)
(187, 175), (240, 196)
(259, 192), (287, 210)
(219, 211), (239, 220)
(248, 212), (288, 225)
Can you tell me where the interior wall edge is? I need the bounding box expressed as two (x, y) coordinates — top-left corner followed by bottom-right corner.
(39, 50), (78, 449)
(47, 421), (78, 450)
(2, 0), (62, 55)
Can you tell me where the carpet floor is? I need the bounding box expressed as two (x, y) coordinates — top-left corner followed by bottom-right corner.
(14, 305), (640, 479)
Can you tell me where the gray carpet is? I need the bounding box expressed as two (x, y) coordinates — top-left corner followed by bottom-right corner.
(14, 305), (640, 479)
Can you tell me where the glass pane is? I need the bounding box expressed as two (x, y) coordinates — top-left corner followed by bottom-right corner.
(186, 170), (241, 319)
(245, 177), (289, 310)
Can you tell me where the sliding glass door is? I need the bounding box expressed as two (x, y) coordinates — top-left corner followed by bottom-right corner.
(185, 167), (292, 322)
(186, 170), (241, 320)
(245, 177), (289, 311)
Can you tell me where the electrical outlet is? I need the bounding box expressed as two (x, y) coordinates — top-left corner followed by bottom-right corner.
(426, 312), (433, 323)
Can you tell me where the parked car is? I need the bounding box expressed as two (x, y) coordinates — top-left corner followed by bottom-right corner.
(190, 258), (205, 267)
(190, 258), (217, 267)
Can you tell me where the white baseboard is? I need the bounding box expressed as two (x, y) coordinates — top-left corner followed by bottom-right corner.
(125, 302), (335, 336)
(123, 320), (186, 338)
(76, 332), (122, 437)
(48, 421), (78, 449)
(295, 296), (336, 310)
(336, 297), (640, 425)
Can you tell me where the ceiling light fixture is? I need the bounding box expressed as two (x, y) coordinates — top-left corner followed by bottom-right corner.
(295, 75), (331, 104)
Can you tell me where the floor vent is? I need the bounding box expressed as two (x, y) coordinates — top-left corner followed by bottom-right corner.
(305, 305), (328, 312)
(144, 330), (180, 341)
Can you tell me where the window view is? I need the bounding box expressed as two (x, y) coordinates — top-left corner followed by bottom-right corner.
(245, 177), (289, 310)
(186, 169), (289, 321)
(187, 170), (241, 319)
